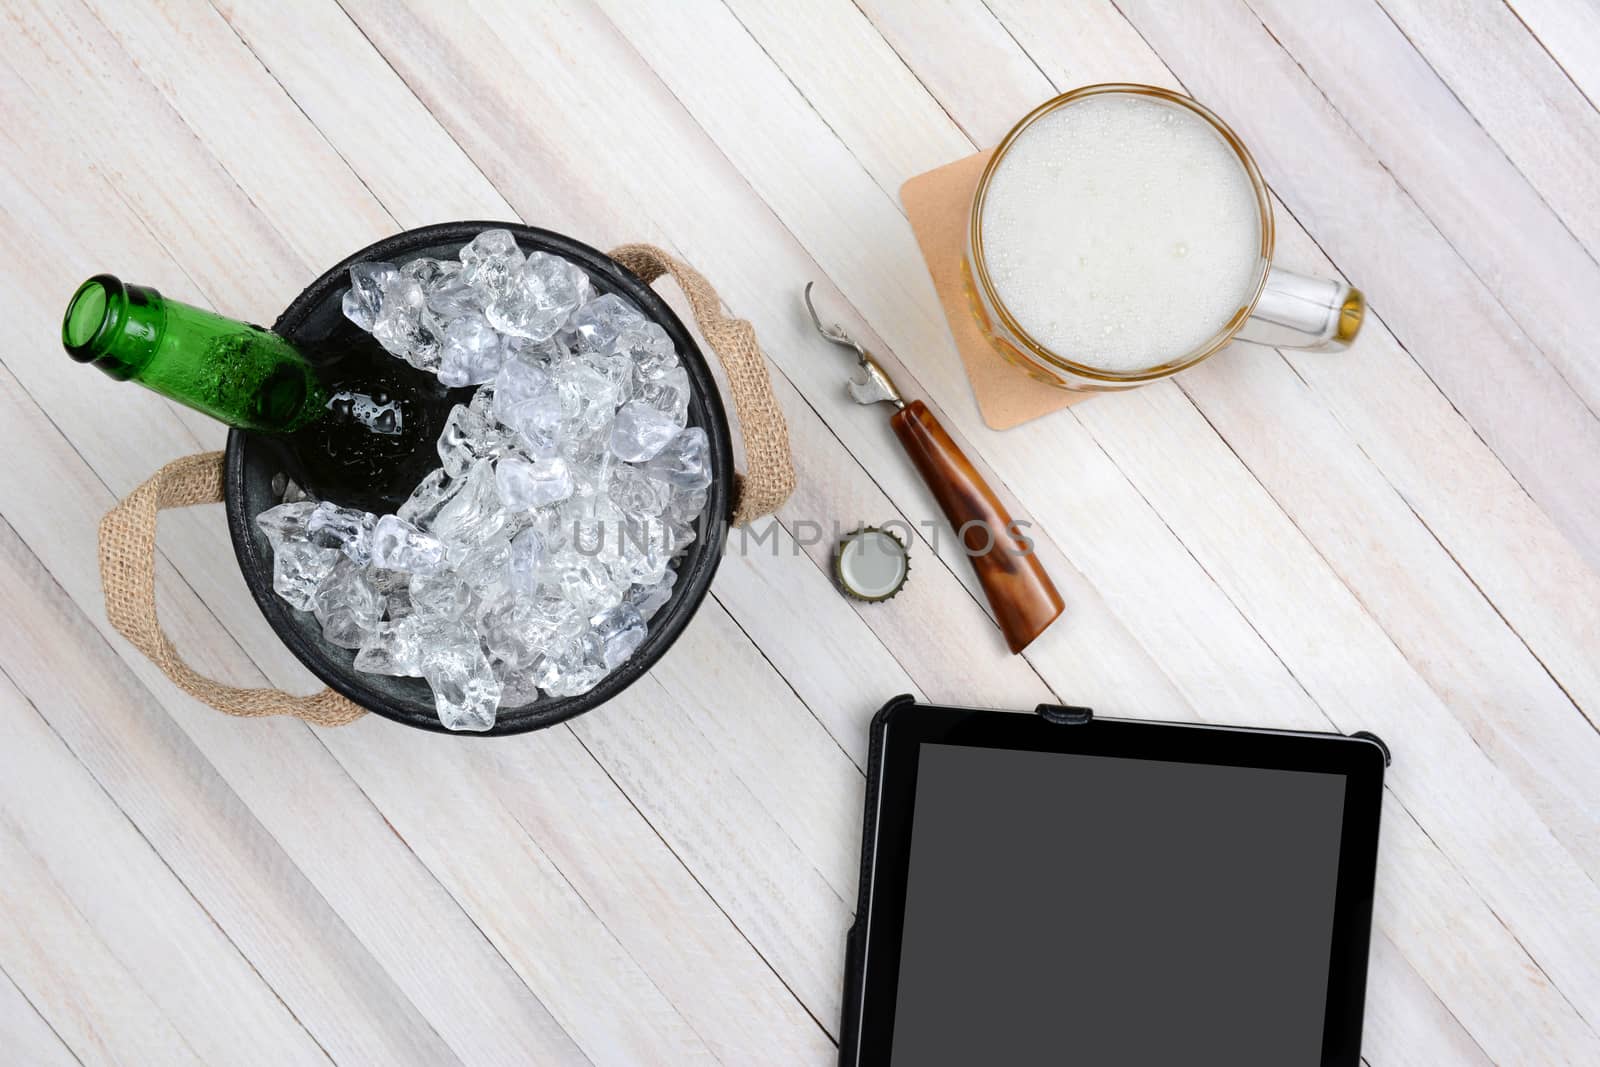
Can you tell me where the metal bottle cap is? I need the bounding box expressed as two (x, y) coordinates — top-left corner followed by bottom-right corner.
(833, 526), (910, 602)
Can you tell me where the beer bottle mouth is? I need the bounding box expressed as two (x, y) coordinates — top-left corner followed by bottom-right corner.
(63, 274), (123, 362)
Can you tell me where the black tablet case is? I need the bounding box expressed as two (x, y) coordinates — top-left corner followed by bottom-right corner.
(837, 695), (1390, 1066)
(839, 694), (908, 1067)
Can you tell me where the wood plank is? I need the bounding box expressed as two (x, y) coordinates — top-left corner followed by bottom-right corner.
(1179, 345), (1600, 868)
(1359, 929), (1492, 1067)
(1378, 0), (1600, 258)
(0, 816), (204, 1067)
(1507, 0), (1600, 114)
(210, 1), (508, 224)
(722, 0), (965, 193)
(73, 0), (397, 273)
(1245, 0), (1600, 416)
(315, 724), (732, 1065)
(0, 676), (331, 1065)
(0, 2), (311, 320)
(0, 966), (81, 1067)
(0, 514), (464, 1065)
(470, 722), (840, 1059)
(572, 610), (861, 1026)
(855, 0), (1046, 146)
(1077, 378), (1600, 985)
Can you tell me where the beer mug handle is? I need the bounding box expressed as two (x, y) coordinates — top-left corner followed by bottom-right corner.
(1234, 266), (1364, 351)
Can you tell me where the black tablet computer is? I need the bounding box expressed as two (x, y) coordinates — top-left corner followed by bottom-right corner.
(840, 697), (1388, 1067)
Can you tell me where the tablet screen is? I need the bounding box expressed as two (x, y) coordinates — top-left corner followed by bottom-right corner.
(890, 743), (1349, 1066)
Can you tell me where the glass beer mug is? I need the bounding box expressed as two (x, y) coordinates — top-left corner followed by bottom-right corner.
(964, 83), (1363, 392)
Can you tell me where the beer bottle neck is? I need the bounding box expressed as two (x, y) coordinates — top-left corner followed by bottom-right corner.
(63, 274), (166, 380)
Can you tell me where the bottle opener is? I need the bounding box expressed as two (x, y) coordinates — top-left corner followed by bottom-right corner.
(803, 284), (1064, 653)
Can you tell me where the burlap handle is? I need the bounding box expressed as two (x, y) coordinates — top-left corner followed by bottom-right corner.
(99, 451), (369, 727)
(609, 243), (795, 524)
(98, 248), (795, 725)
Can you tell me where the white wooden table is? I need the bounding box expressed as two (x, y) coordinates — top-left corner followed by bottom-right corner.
(3, 1), (1597, 1063)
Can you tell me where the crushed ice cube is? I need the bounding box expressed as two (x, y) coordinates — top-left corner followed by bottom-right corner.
(400, 257), (452, 288)
(370, 514), (446, 574)
(493, 358), (562, 453)
(603, 516), (674, 587)
(398, 468), (455, 529)
(384, 584), (414, 619)
(567, 293), (644, 354)
(610, 401), (680, 462)
(481, 598), (563, 671)
(410, 569), (472, 621)
(496, 663), (542, 708)
(608, 464), (671, 518)
(667, 486), (709, 532)
(306, 502), (377, 566)
(371, 274), (443, 372)
(551, 553), (624, 618)
(273, 542), (339, 611)
(508, 527), (544, 595)
(368, 567), (410, 598)
(256, 500), (316, 547)
(354, 616), (424, 677)
(456, 537), (513, 619)
(589, 604), (647, 669)
(629, 569), (677, 621)
(531, 636), (609, 698)
(556, 355), (623, 449)
(438, 311), (505, 387)
(420, 623), (500, 732)
(487, 252), (588, 340)
(342, 262), (398, 331)
(437, 403), (507, 478)
(496, 453), (574, 510)
(313, 557), (385, 649)
(636, 365), (690, 427)
(458, 228), (524, 295)
(425, 263), (482, 324)
(430, 459), (506, 560)
(620, 317), (677, 379)
(644, 426), (712, 491)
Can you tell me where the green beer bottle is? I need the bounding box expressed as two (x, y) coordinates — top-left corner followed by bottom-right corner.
(64, 274), (455, 511)
(64, 274), (324, 432)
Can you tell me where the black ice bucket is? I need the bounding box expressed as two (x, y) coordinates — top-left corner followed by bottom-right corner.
(215, 222), (766, 736)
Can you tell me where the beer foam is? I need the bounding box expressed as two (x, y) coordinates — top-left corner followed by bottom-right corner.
(979, 93), (1263, 375)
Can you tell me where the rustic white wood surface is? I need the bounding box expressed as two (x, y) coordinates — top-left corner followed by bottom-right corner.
(2, 0), (1597, 1062)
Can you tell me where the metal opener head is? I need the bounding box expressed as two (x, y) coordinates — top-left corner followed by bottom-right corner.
(803, 282), (904, 408)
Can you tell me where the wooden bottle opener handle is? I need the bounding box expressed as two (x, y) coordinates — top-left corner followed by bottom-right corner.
(889, 400), (1064, 653)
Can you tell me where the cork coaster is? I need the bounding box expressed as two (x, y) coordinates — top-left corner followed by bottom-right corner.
(901, 150), (1089, 430)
